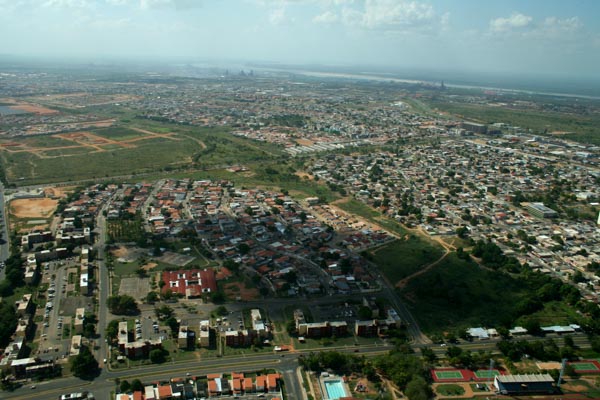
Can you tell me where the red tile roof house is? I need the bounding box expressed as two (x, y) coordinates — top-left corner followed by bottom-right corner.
(267, 373), (281, 391)
(255, 375), (267, 392)
(157, 383), (173, 399)
(161, 269), (217, 299)
(243, 377), (255, 393)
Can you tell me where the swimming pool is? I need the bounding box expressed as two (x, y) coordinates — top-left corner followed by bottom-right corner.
(324, 379), (347, 400)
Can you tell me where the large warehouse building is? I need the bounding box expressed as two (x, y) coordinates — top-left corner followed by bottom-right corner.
(494, 374), (555, 395)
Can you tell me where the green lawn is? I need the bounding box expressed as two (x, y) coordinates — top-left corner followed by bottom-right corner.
(370, 236), (444, 283)
(399, 253), (536, 332)
(436, 384), (465, 396)
(0, 123), (285, 186)
(92, 126), (149, 140)
(428, 100), (600, 145)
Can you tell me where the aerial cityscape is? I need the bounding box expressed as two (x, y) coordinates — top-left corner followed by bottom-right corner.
(1, 1), (600, 400)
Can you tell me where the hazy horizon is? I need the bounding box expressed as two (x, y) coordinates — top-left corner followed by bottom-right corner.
(1, 0), (599, 81)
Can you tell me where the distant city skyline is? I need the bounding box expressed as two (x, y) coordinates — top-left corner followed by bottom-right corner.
(1, 0), (599, 79)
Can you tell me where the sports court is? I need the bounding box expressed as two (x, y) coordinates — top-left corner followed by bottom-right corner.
(474, 369), (500, 379)
(431, 368), (504, 382)
(435, 370), (465, 380)
(568, 360), (600, 373)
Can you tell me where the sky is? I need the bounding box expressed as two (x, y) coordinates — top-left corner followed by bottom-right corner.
(1, 0), (599, 79)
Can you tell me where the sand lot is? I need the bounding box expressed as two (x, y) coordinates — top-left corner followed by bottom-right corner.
(10, 198), (58, 218)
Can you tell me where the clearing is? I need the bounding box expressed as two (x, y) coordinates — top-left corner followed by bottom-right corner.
(10, 198), (58, 219)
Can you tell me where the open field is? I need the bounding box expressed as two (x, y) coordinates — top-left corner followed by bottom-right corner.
(369, 236), (444, 284)
(0, 98), (58, 115)
(428, 100), (600, 145)
(26, 93), (140, 109)
(399, 253), (571, 332)
(9, 197), (58, 219)
(0, 122), (284, 185)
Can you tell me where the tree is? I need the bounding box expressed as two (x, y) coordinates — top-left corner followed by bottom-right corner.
(0, 302), (18, 348)
(105, 319), (120, 343)
(150, 349), (167, 363)
(155, 305), (174, 320)
(107, 295), (139, 315)
(131, 379), (144, 392)
(358, 306), (373, 320)
(166, 317), (180, 336)
(405, 376), (432, 400)
(420, 347), (437, 364)
(238, 243), (250, 255)
(146, 291), (159, 304)
(70, 346), (99, 378)
(214, 306), (228, 316)
(120, 380), (131, 393)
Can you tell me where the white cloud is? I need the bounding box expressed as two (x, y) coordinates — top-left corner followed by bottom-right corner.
(542, 16), (581, 33)
(42, 0), (91, 8)
(489, 12), (532, 33)
(313, 10), (338, 24)
(139, 0), (200, 10)
(269, 7), (286, 24)
(361, 0), (434, 29)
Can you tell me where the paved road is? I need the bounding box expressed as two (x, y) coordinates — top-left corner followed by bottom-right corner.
(0, 182), (10, 280)
(4, 330), (591, 400)
(95, 201), (112, 368)
(3, 344), (392, 400)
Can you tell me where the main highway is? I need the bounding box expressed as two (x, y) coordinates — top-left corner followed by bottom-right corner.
(3, 332), (592, 400)
(0, 182), (10, 279)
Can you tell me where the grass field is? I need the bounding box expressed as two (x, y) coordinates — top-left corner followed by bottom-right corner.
(92, 126), (148, 140)
(399, 253), (539, 332)
(0, 122), (284, 185)
(436, 384), (465, 396)
(370, 236), (444, 283)
(335, 198), (408, 236)
(107, 218), (143, 243)
(429, 100), (600, 145)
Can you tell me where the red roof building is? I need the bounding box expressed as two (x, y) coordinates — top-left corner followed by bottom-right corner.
(161, 269), (217, 298)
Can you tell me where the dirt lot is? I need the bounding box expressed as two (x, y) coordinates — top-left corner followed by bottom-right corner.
(141, 262), (158, 271)
(295, 138), (314, 146)
(224, 282), (260, 301)
(8, 101), (58, 115)
(119, 277), (150, 301)
(536, 361), (561, 370)
(43, 187), (71, 198)
(10, 197), (58, 219)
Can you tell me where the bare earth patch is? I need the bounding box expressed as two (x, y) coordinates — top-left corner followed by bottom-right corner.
(141, 262), (158, 271)
(295, 138), (314, 146)
(561, 382), (589, 392)
(111, 246), (129, 258)
(536, 361), (561, 370)
(43, 186), (71, 199)
(224, 282), (259, 301)
(10, 198), (58, 219)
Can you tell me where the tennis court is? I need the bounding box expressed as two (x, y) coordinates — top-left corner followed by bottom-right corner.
(435, 370), (465, 379)
(569, 361), (600, 372)
(474, 370), (500, 379)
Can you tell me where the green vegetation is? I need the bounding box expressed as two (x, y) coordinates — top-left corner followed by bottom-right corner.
(428, 100), (600, 145)
(399, 250), (581, 333)
(70, 346), (99, 379)
(436, 384), (465, 396)
(0, 122), (284, 185)
(336, 198), (408, 236)
(107, 216), (144, 243)
(107, 294), (139, 315)
(0, 302), (18, 348)
(336, 198), (380, 219)
(369, 236), (444, 283)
